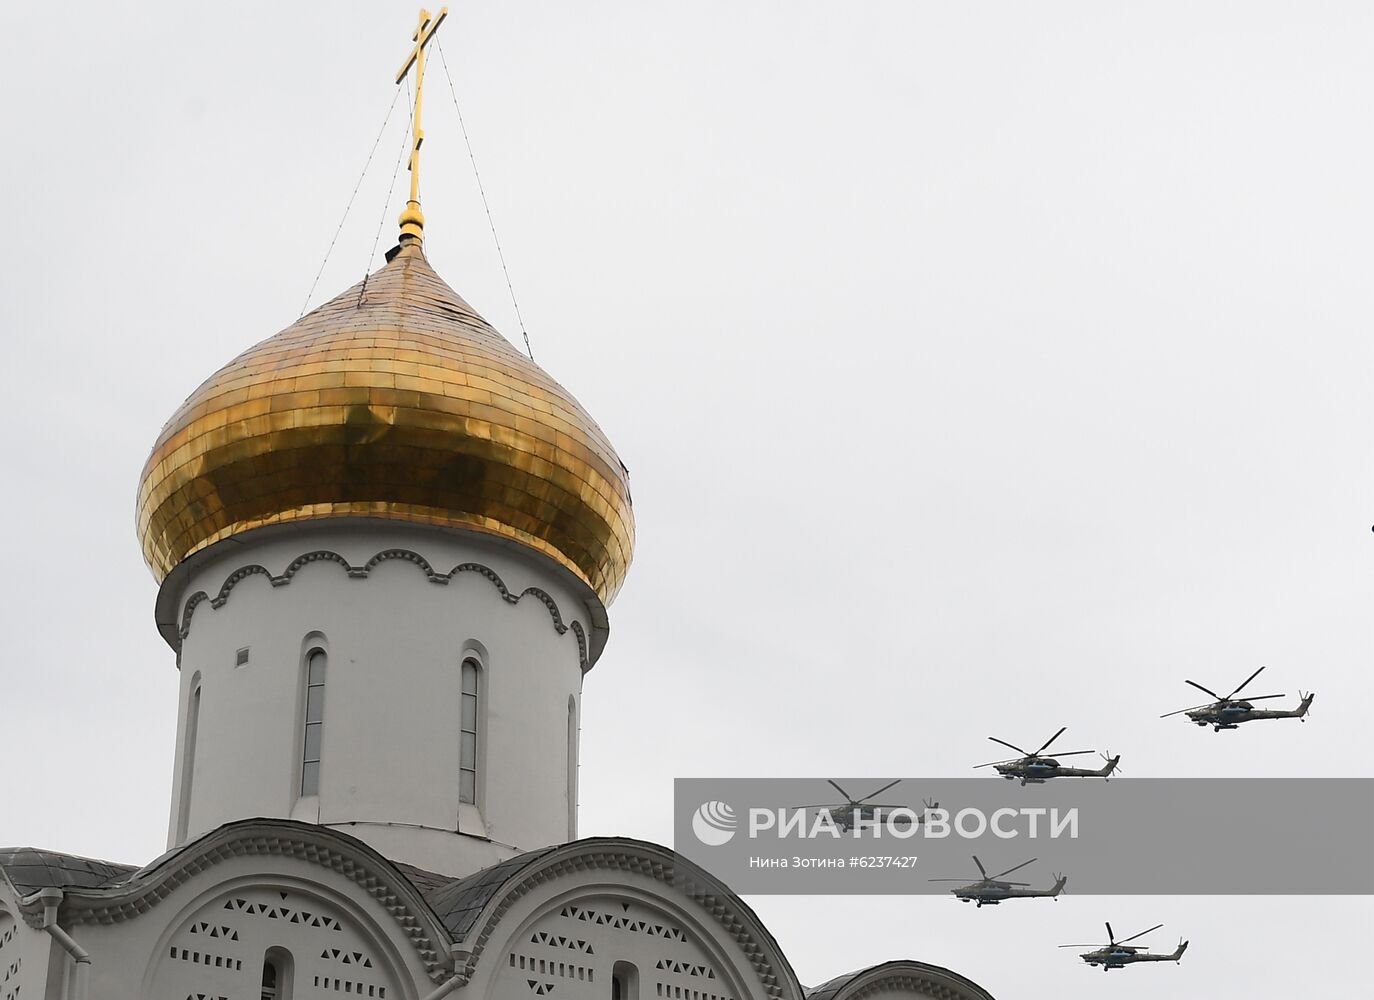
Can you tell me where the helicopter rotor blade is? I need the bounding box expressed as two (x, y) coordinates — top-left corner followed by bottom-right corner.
(1058, 944), (1101, 949)
(1160, 703), (1212, 718)
(1237, 693), (1286, 702)
(1118, 923), (1163, 945)
(855, 779), (902, 804)
(1034, 726), (1068, 756)
(987, 736), (1031, 756)
(1045, 750), (1096, 758)
(974, 758), (1018, 768)
(989, 858), (1037, 881)
(826, 779), (854, 802)
(1227, 665), (1266, 700)
(1105, 922), (1114, 944)
(1185, 679), (1224, 700)
(972, 856), (988, 878)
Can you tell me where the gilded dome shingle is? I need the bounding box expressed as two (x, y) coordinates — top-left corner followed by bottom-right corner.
(136, 244), (634, 604)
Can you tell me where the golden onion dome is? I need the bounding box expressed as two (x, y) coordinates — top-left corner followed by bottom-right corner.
(136, 242), (634, 604)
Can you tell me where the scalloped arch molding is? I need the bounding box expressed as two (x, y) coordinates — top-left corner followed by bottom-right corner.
(176, 548), (590, 669)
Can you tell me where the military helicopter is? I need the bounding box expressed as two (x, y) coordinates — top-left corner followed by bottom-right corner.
(792, 780), (938, 832)
(1059, 922), (1188, 972)
(927, 856), (1067, 907)
(1160, 666), (1314, 731)
(975, 727), (1119, 785)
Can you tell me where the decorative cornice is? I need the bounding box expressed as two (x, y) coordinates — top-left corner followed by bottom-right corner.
(176, 548), (589, 669)
(450, 840), (803, 1000)
(15, 820), (452, 983)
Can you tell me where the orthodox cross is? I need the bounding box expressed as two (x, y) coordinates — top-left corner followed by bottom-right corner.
(395, 7), (449, 243)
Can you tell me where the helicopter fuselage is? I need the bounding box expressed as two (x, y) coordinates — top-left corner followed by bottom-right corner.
(952, 876), (1066, 907)
(993, 757), (1118, 785)
(1184, 694), (1314, 731)
(1080, 941), (1188, 971)
(1081, 945), (1144, 969)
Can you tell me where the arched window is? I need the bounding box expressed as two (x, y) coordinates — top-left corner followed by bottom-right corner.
(612, 961), (639, 1000)
(261, 947), (294, 1000)
(301, 649), (327, 797)
(176, 680), (202, 843)
(459, 658), (480, 804)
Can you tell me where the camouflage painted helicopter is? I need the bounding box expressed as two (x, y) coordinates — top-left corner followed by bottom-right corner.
(1160, 666), (1314, 731)
(1059, 922), (1188, 972)
(927, 856), (1067, 907)
(792, 780), (938, 832)
(975, 727), (1119, 785)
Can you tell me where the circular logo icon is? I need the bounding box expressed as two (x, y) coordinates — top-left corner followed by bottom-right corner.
(691, 800), (738, 846)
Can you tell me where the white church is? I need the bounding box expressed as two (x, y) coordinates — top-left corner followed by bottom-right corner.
(0, 14), (996, 1000)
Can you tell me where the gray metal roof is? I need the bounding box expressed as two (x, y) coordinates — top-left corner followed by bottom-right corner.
(389, 860), (458, 895)
(422, 845), (559, 940)
(0, 848), (138, 896)
(806, 967), (865, 1000)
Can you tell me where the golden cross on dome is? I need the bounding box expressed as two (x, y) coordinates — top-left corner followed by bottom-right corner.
(395, 6), (449, 244)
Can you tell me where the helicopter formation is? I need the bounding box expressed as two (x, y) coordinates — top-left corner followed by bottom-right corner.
(923, 850), (1188, 974)
(974, 666), (1313, 788)
(964, 663), (1311, 973)
(788, 666), (1312, 974)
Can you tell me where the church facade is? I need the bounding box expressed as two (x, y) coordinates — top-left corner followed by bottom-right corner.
(0, 44), (995, 998)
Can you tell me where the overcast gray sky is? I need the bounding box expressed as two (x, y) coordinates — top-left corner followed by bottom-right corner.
(2, 2), (1371, 997)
